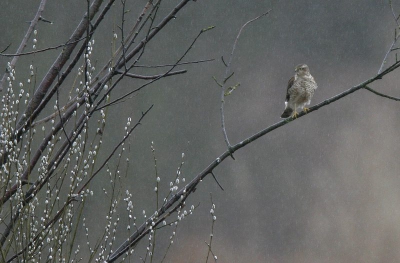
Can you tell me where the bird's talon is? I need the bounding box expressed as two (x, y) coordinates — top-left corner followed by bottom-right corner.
(303, 107), (309, 113)
(292, 111), (298, 118)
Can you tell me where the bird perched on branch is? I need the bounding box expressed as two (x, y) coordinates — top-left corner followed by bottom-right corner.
(281, 64), (317, 118)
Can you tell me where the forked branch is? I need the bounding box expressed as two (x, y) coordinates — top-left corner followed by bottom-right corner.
(219, 10), (271, 154)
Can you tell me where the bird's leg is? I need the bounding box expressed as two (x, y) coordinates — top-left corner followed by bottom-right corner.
(292, 103), (298, 118)
(303, 107), (310, 113)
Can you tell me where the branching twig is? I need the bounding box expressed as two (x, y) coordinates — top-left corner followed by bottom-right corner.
(378, 1), (400, 74)
(89, 0), (155, 86)
(219, 10), (271, 155)
(205, 242), (218, 263)
(206, 193), (217, 263)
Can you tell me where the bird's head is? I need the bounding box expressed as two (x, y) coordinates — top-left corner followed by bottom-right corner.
(295, 64), (310, 77)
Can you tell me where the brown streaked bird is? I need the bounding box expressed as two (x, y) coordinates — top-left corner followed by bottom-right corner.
(281, 64), (317, 118)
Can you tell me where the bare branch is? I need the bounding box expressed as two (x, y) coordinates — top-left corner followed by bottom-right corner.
(133, 58), (215, 68)
(115, 69), (187, 79)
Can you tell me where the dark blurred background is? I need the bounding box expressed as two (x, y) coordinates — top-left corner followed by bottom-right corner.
(2, 0), (400, 262)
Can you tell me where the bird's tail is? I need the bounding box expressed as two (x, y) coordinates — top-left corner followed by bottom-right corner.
(280, 107), (293, 118)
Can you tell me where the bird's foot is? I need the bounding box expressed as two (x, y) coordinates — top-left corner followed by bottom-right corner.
(303, 107), (309, 113)
(292, 110), (299, 118)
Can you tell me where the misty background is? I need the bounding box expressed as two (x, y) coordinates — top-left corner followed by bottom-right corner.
(1, 0), (400, 262)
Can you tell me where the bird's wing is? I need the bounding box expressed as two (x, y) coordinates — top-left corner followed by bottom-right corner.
(285, 76), (295, 102)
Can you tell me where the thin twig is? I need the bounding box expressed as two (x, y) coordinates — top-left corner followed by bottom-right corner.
(220, 56), (227, 67)
(0, 37), (87, 57)
(0, 43), (11, 53)
(160, 224), (178, 263)
(133, 58), (215, 68)
(205, 242), (218, 263)
(120, 0), (128, 72)
(206, 193), (217, 263)
(56, 84), (71, 146)
(210, 172), (224, 191)
(150, 141), (159, 263)
(97, 26), (215, 111)
(115, 69), (187, 79)
(38, 16), (52, 24)
(364, 86), (400, 101)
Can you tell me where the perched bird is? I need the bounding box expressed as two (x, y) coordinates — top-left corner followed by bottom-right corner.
(281, 64), (317, 118)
